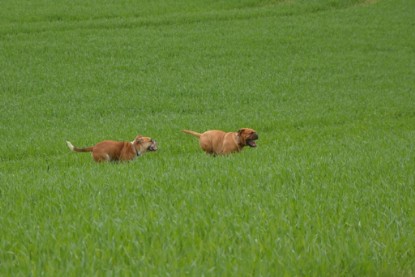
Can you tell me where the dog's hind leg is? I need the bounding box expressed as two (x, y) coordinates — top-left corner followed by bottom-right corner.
(92, 152), (112, 162)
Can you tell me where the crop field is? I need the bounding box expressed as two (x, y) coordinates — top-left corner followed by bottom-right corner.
(1, 0), (414, 275)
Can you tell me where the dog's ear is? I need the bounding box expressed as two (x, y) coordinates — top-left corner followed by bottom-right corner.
(135, 135), (143, 143)
(237, 128), (246, 135)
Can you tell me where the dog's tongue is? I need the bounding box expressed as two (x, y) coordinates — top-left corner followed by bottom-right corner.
(248, 140), (257, 147)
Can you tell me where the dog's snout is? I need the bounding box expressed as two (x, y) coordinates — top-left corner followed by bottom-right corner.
(253, 133), (258, 140)
(150, 142), (158, 151)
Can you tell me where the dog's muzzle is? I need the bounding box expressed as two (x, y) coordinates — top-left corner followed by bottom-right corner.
(148, 141), (158, 151)
(246, 133), (258, 147)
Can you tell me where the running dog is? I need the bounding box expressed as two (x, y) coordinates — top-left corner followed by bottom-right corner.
(66, 134), (157, 162)
(182, 128), (258, 155)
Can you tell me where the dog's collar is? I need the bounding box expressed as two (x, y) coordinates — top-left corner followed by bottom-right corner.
(235, 133), (244, 149)
(131, 142), (141, 157)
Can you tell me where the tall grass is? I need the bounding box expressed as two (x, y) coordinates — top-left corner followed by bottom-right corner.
(1, 0), (414, 275)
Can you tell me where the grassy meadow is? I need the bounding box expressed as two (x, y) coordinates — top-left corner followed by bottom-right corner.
(1, 0), (415, 275)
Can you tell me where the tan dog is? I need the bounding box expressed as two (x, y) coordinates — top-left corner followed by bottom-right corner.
(66, 135), (157, 162)
(182, 128), (258, 155)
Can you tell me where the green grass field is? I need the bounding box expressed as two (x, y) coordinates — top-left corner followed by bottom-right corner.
(1, 0), (414, 275)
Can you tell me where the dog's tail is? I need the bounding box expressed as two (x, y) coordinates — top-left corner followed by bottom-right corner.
(181, 130), (202, 138)
(66, 141), (94, 152)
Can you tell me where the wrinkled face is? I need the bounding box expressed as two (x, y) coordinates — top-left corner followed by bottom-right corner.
(134, 135), (158, 152)
(238, 128), (258, 147)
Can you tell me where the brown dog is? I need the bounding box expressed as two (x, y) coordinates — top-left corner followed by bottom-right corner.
(66, 135), (157, 162)
(182, 128), (258, 155)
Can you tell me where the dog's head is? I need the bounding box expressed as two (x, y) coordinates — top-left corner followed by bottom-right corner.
(133, 135), (158, 153)
(238, 128), (258, 148)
